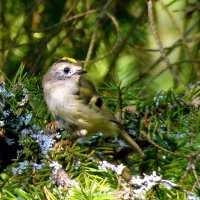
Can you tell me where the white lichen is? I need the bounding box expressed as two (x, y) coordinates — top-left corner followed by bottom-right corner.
(98, 160), (125, 175)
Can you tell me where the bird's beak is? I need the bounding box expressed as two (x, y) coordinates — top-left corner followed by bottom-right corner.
(75, 69), (87, 75)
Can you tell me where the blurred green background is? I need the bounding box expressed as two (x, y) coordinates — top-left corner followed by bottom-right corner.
(0, 0), (199, 94)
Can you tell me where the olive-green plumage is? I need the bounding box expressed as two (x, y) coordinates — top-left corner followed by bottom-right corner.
(43, 58), (144, 156)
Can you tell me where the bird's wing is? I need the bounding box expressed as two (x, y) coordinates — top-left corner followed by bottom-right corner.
(78, 77), (119, 124)
(78, 76), (97, 103)
(88, 96), (120, 124)
(78, 77), (144, 156)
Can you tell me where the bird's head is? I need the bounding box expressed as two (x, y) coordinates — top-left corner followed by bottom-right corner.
(43, 57), (87, 83)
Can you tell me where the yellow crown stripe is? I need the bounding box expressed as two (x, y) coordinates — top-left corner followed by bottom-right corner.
(60, 57), (77, 63)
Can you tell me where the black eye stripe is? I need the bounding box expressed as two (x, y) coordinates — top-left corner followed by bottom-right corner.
(64, 67), (70, 73)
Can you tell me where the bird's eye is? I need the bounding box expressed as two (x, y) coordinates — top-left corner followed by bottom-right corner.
(64, 67), (70, 73)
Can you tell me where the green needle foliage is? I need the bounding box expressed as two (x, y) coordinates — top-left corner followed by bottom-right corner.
(0, 65), (199, 200)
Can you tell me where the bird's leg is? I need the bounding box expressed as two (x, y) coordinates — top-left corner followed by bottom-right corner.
(45, 121), (60, 134)
(53, 129), (87, 150)
(76, 129), (88, 137)
(54, 139), (70, 150)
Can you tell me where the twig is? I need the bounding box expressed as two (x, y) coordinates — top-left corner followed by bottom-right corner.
(147, 0), (180, 85)
(3, 0), (42, 68)
(128, 32), (200, 53)
(180, 155), (200, 190)
(84, 0), (112, 68)
(140, 131), (190, 159)
(79, 12), (120, 65)
(137, 59), (200, 96)
(63, 0), (80, 19)
(35, 9), (98, 32)
(160, 0), (200, 79)
(191, 163), (200, 189)
(106, 8), (146, 83)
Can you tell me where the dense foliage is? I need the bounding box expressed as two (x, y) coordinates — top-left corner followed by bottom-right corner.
(0, 65), (199, 199)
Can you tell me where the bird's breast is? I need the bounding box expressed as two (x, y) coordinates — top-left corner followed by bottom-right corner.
(44, 82), (76, 116)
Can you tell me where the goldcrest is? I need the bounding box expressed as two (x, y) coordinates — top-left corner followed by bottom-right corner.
(42, 58), (144, 156)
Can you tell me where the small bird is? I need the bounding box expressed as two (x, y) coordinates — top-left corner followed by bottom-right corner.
(42, 57), (144, 156)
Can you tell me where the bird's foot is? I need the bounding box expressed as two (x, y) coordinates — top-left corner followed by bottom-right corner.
(77, 129), (88, 137)
(45, 121), (60, 133)
(54, 140), (70, 150)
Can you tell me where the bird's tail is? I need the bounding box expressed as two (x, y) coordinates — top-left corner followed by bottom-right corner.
(120, 129), (144, 157)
